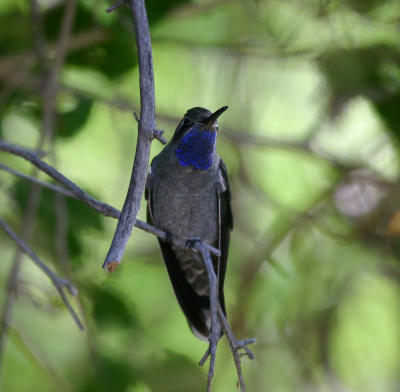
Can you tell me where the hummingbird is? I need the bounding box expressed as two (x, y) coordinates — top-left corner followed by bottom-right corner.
(145, 106), (233, 340)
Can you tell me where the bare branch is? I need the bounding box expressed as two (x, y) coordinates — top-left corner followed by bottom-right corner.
(102, 0), (156, 272)
(29, 0), (47, 65)
(0, 217), (83, 329)
(133, 112), (167, 145)
(0, 56), (35, 108)
(0, 163), (74, 198)
(0, 142), (119, 217)
(54, 192), (70, 272)
(0, 2), (79, 373)
(193, 242), (255, 392)
(0, 142), (221, 258)
(194, 242), (220, 391)
(217, 303), (256, 392)
(41, 0), (76, 144)
(0, 29), (107, 81)
(0, 182), (43, 377)
(106, 0), (129, 13)
(151, 128), (167, 145)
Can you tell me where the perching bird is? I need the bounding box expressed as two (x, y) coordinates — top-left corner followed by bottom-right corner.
(145, 106), (233, 340)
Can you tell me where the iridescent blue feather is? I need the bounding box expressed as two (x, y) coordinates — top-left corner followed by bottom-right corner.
(175, 128), (216, 170)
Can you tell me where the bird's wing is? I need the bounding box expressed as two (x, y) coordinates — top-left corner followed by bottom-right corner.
(146, 166), (211, 339)
(215, 158), (233, 316)
(217, 158), (233, 230)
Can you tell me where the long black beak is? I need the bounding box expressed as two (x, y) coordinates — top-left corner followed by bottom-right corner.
(205, 106), (228, 124)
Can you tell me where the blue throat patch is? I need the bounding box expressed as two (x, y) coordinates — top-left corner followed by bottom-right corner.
(175, 128), (216, 170)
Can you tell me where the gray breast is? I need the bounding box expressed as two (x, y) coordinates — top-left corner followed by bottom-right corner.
(151, 148), (219, 244)
(149, 147), (220, 296)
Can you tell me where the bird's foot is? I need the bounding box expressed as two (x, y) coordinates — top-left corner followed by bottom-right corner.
(185, 238), (202, 250)
(231, 338), (256, 360)
(217, 305), (256, 361)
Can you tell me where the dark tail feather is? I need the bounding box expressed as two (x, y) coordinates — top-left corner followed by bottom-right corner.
(158, 239), (225, 340)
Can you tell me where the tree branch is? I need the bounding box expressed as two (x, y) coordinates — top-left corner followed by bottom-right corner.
(0, 218), (83, 329)
(193, 242), (255, 392)
(102, 0), (156, 272)
(0, 163), (74, 198)
(133, 111), (167, 145)
(42, 0), (76, 143)
(0, 141), (221, 258)
(0, 184), (42, 376)
(194, 242), (220, 391)
(0, 0), (77, 378)
(0, 29), (107, 83)
(106, 0), (129, 13)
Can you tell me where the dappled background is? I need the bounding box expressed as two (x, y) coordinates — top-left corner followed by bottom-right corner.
(1, 0), (400, 391)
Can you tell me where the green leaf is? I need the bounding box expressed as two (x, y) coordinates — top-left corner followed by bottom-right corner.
(57, 96), (93, 138)
(0, 11), (30, 54)
(90, 286), (138, 328)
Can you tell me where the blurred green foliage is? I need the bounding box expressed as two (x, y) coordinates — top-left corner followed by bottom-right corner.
(1, 0), (400, 391)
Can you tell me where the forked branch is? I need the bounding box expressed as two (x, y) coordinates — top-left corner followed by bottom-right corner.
(0, 142), (220, 258)
(194, 242), (256, 391)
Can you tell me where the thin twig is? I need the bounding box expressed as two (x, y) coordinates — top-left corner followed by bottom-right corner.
(0, 29), (107, 82)
(0, 142), (221, 257)
(194, 242), (221, 392)
(217, 303), (256, 392)
(106, 0), (129, 13)
(102, 0), (156, 271)
(152, 128), (167, 145)
(0, 56), (36, 108)
(133, 112), (167, 145)
(193, 242), (255, 392)
(0, 1), (78, 375)
(29, 0), (47, 65)
(0, 218), (83, 329)
(7, 323), (69, 391)
(42, 0), (76, 144)
(0, 163), (74, 198)
(54, 192), (70, 272)
(0, 184), (42, 375)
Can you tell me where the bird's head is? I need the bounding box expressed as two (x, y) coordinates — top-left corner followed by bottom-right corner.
(172, 106), (228, 170)
(172, 106), (228, 143)
(184, 106), (228, 131)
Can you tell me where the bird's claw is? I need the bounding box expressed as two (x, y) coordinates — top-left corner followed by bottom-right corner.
(232, 338), (256, 360)
(185, 238), (202, 249)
